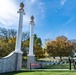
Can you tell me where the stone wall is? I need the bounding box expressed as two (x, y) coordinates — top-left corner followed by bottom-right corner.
(27, 56), (43, 69)
(0, 51), (22, 73)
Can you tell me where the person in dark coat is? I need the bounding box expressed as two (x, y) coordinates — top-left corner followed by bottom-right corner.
(68, 56), (71, 70)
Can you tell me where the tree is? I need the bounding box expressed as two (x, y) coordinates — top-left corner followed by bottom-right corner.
(45, 36), (74, 60)
(33, 34), (45, 59)
(22, 38), (29, 57)
(0, 28), (17, 57)
(0, 27), (45, 59)
(21, 34), (45, 59)
(71, 39), (76, 53)
(0, 39), (13, 57)
(56, 36), (74, 59)
(45, 40), (57, 59)
(0, 27), (29, 57)
(0, 28), (16, 42)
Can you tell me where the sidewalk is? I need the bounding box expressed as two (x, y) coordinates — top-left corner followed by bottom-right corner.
(22, 69), (75, 71)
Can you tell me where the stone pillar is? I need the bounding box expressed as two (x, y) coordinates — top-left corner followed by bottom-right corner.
(27, 16), (36, 69)
(15, 2), (25, 53)
(28, 16), (34, 56)
(14, 2), (25, 71)
(15, 53), (23, 71)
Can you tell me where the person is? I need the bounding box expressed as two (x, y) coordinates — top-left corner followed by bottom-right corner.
(73, 55), (76, 70)
(68, 56), (71, 70)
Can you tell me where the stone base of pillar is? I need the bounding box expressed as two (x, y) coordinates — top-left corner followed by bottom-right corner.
(15, 52), (23, 71)
(27, 55), (36, 69)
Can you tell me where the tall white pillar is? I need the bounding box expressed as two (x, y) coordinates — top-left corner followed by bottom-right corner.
(28, 16), (34, 56)
(27, 16), (35, 69)
(15, 2), (25, 53)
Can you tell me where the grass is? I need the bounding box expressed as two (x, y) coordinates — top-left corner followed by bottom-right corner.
(43, 64), (74, 69)
(0, 70), (76, 75)
(0, 63), (75, 75)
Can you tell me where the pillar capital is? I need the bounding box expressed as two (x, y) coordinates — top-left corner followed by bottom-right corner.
(17, 10), (25, 15)
(30, 15), (35, 25)
(20, 2), (24, 11)
(17, 2), (25, 15)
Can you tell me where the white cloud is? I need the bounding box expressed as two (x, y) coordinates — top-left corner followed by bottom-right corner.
(58, 31), (69, 38)
(0, 0), (18, 27)
(38, 2), (45, 19)
(41, 32), (55, 43)
(31, 0), (35, 3)
(60, 0), (67, 6)
(63, 17), (73, 26)
(64, 32), (69, 36)
(0, 0), (45, 32)
(0, 0), (31, 31)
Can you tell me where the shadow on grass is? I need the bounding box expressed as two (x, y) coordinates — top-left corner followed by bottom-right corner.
(0, 70), (76, 75)
(0, 70), (32, 75)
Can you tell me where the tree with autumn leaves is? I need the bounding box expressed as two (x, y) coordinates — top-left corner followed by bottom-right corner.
(45, 36), (74, 60)
(0, 27), (45, 59)
(33, 34), (45, 59)
(22, 34), (45, 59)
(0, 28), (16, 57)
(0, 27), (75, 60)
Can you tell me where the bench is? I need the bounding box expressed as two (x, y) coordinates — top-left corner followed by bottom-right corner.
(30, 63), (42, 70)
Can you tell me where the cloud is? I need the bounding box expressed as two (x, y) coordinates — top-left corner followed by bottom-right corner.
(0, 0), (32, 31)
(64, 32), (69, 36)
(60, 0), (67, 6)
(63, 17), (73, 26)
(38, 2), (45, 19)
(0, 0), (18, 27)
(31, 0), (35, 3)
(58, 31), (69, 38)
(0, 0), (45, 32)
(41, 32), (56, 43)
(23, 0), (45, 26)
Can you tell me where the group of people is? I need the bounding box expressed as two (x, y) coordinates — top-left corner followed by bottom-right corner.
(68, 55), (76, 70)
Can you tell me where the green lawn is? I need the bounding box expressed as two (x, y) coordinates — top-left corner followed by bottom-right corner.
(0, 70), (76, 75)
(43, 64), (74, 69)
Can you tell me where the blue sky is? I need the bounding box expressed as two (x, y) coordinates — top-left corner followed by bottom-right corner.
(0, 0), (76, 45)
